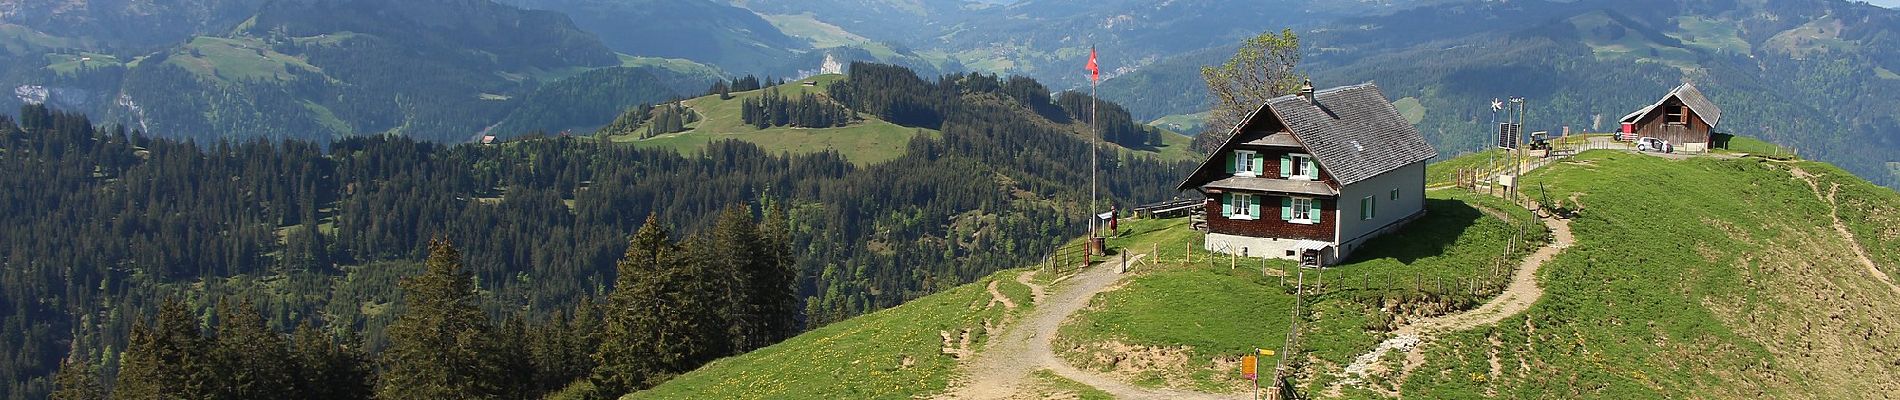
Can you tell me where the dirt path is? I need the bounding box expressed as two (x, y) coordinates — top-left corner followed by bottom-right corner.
(943, 254), (1239, 399)
(1336, 201), (1575, 396)
(1792, 167), (1900, 295)
(1407, 216), (1570, 333)
(1018, 270), (1047, 304)
(986, 280), (1018, 310)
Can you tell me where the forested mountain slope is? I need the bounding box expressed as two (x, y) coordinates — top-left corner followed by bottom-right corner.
(110, 0), (622, 143)
(0, 64), (1193, 399)
(501, 0), (808, 75)
(0, 0), (268, 50)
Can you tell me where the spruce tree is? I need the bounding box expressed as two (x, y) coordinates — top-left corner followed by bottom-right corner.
(709, 204), (765, 352)
(289, 322), (374, 400)
(528, 299), (598, 395)
(49, 354), (103, 400)
(114, 299), (208, 400)
(378, 239), (504, 399)
(592, 215), (723, 395)
(208, 297), (295, 400)
(495, 315), (537, 400)
(758, 200), (801, 341)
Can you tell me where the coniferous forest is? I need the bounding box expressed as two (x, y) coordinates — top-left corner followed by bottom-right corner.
(0, 63), (1193, 399)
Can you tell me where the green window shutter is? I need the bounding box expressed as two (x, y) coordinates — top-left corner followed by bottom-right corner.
(1279, 155), (1292, 178)
(1252, 155), (1265, 175)
(1360, 197), (1369, 220)
(1314, 199), (1324, 223)
(1280, 196), (1293, 220)
(1249, 195), (1262, 217)
(1305, 158), (1319, 180)
(1221, 193), (1233, 217)
(1225, 153), (1236, 173)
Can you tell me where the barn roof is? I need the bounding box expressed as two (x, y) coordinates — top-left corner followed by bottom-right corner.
(1177, 83), (1437, 191)
(1620, 82), (1722, 128)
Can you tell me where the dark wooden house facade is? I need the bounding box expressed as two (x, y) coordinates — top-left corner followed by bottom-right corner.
(1620, 83), (1723, 152)
(1177, 83), (1437, 266)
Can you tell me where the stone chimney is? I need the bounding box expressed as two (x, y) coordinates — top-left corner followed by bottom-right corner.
(1299, 80), (1316, 104)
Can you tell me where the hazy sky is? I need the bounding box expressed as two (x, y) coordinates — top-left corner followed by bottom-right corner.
(1863, 0), (1900, 8)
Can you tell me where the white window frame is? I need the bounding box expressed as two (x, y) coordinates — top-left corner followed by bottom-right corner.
(1231, 193), (1256, 220)
(1289, 197), (1315, 224)
(1235, 150), (1258, 177)
(1288, 154), (1315, 181)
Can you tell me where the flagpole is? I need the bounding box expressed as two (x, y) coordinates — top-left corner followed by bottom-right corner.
(1090, 46), (1099, 242)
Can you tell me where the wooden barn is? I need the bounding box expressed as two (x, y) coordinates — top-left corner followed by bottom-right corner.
(1177, 82), (1437, 266)
(1619, 83), (1722, 152)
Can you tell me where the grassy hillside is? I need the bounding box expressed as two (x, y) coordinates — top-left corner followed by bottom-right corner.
(1394, 151), (1900, 398)
(164, 36), (320, 83)
(609, 73), (1198, 166)
(607, 74), (936, 166)
(1057, 190), (1544, 394)
(629, 187), (1543, 398)
(628, 147), (1900, 399)
(624, 268), (1039, 399)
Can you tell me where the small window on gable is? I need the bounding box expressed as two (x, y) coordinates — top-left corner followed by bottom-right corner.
(1390, 189), (1399, 201)
(1235, 150), (1258, 177)
(1666, 103), (1686, 124)
(1286, 154), (1316, 180)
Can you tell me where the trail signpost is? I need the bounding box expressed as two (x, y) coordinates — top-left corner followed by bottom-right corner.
(1243, 353), (1259, 399)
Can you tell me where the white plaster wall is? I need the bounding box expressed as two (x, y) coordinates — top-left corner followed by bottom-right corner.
(1336, 162), (1426, 245)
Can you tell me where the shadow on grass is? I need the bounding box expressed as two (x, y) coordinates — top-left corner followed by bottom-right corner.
(1346, 198), (1483, 264)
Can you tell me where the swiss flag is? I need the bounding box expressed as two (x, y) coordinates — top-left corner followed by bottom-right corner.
(1086, 47), (1100, 84)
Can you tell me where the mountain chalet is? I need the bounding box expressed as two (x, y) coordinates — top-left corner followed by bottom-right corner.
(1177, 82), (1437, 266)
(1619, 82), (1723, 152)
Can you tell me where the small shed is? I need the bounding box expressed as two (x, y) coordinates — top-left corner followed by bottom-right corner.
(1619, 83), (1721, 152)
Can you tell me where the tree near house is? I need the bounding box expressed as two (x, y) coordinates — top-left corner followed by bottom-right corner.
(1197, 29), (1306, 154)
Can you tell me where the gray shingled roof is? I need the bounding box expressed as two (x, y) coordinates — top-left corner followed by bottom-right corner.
(1619, 82), (1722, 128)
(1178, 83), (1438, 190)
(1269, 83), (1437, 186)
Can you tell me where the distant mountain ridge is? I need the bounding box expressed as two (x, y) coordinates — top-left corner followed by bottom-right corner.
(109, 0), (622, 143)
(502, 0), (809, 74)
(0, 0), (268, 49)
(1098, 0), (1900, 187)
